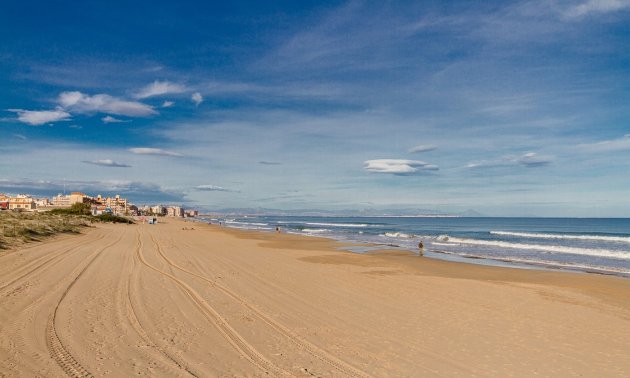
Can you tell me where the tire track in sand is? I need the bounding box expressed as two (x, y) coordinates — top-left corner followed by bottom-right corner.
(46, 232), (125, 378)
(124, 232), (199, 377)
(0, 232), (106, 295)
(153, 234), (372, 378)
(135, 230), (291, 377)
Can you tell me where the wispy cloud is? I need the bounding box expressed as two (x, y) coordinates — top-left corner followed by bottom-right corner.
(101, 115), (129, 123)
(161, 101), (174, 108)
(191, 92), (203, 106)
(134, 80), (188, 99)
(564, 0), (630, 19)
(8, 108), (71, 126)
(82, 159), (131, 168)
(259, 161), (282, 165)
(13, 134), (27, 140)
(59, 91), (157, 117)
(577, 134), (630, 152)
(517, 152), (553, 167)
(128, 147), (183, 157)
(408, 145), (437, 153)
(364, 159), (438, 175)
(194, 184), (232, 192)
(467, 152), (553, 169)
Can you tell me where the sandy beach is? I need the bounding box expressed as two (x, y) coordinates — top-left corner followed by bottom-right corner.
(1, 218), (629, 377)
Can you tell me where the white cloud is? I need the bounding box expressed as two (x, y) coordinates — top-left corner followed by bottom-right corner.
(128, 147), (183, 157)
(8, 108), (71, 126)
(161, 101), (175, 108)
(577, 134), (630, 152)
(408, 144), (437, 153)
(565, 0), (630, 18)
(82, 159), (131, 168)
(134, 80), (187, 99)
(516, 152), (553, 167)
(58, 91), (157, 117)
(194, 184), (231, 192)
(467, 152), (553, 169)
(13, 134), (27, 140)
(101, 115), (128, 123)
(364, 159), (439, 174)
(191, 92), (203, 106)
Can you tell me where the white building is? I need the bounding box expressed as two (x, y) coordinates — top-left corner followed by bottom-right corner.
(167, 206), (184, 217)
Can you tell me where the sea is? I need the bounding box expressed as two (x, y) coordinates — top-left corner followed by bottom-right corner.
(199, 216), (630, 277)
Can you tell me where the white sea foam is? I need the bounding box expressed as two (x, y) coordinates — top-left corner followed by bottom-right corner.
(302, 228), (330, 233)
(228, 225), (273, 231)
(305, 222), (369, 228)
(384, 232), (415, 238)
(224, 220), (269, 226)
(432, 250), (630, 275)
(446, 237), (630, 260)
(491, 231), (630, 244)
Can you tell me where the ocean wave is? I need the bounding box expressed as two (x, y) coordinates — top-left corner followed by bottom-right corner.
(431, 250), (630, 275)
(305, 222), (370, 228)
(227, 225), (273, 231)
(224, 221), (269, 226)
(446, 237), (630, 260)
(302, 228), (331, 233)
(491, 231), (630, 244)
(384, 232), (416, 239)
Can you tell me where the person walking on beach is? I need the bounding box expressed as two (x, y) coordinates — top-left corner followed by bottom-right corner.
(418, 240), (424, 256)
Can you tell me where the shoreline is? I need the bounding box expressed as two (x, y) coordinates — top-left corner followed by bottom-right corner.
(199, 215), (630, 278)
(205, 220), (630, 312)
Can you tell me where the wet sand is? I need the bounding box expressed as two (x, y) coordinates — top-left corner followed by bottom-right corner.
(1, 218), (629, 377)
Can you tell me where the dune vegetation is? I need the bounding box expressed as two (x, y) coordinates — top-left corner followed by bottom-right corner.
(0, 203), (133, 251)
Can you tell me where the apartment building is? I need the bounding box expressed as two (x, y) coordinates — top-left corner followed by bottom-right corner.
(167, 206), (184, 217)
(8, 195), (36, 211)
(97, 194), (128, 215)
(52, 192), (90, 207)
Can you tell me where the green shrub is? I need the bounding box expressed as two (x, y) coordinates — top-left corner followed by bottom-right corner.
(48, 202), (91, 215)
(95, 213), (134, 224)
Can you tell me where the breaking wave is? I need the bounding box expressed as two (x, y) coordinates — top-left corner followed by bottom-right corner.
(490, 231), (630, 244)
(384, 232), (416, 238)
(446, 237), (630, 260)
(305, 222), (370, 228)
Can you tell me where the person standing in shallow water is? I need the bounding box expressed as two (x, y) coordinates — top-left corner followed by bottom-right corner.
(418, 240), (424, 256)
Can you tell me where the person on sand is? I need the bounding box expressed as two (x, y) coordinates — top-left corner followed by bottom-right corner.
(418, 240), (424, 256)
(276, 226), (280, 233)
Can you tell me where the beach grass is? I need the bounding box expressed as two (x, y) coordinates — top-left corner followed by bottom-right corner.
(0, 210), (93, 250)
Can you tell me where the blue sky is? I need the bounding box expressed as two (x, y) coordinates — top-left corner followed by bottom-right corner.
(2, 0), (630, 216)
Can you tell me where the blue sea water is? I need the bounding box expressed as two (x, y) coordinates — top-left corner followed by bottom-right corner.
(204, 216), (630, 277)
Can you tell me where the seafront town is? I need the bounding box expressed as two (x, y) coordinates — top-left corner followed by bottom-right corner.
(0, 192), (198, 218)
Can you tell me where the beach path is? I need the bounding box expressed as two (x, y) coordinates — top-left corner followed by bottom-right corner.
(1, 220), (629, 377)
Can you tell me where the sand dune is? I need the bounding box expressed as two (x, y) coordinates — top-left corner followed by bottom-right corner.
(1, 219), (629, 377)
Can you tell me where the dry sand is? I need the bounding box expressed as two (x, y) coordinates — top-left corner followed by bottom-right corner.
(1, 218), (629, 377)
